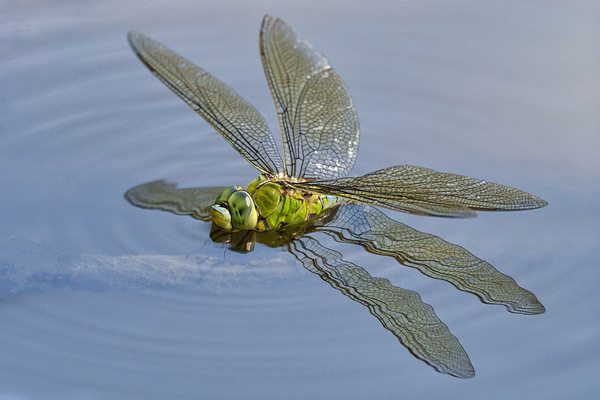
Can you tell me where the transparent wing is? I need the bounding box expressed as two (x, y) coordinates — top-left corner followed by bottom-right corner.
(289, 236), (475, 378)
(260, 16), (360, 180)
(128, 31), (283, 174)
(317, 202), (545, 314)
(293, 165), (548, 217)
(124, 180), (228, 221)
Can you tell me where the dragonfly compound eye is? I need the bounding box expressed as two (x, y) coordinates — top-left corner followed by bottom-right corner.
(215, 186), (242, 205)
(228, 191), (258, 231)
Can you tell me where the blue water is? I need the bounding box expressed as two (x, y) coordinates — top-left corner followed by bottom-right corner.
(1, 1), (598, 399)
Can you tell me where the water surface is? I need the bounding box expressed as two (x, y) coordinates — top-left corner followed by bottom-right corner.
(1, 1), (598, 399)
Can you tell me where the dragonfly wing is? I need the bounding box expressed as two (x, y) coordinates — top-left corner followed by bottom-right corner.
(359, 165), (548, 211)
(260, 16), (360, 180)
(128, 31), (283, 174)
(125, 180), (228, 221)
(293, 165), (548, 217)
(318, 202), (545, 315)
(289, 235), (475, 378)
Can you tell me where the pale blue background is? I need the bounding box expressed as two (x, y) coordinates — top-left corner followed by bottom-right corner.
(1, 0), (598, 399)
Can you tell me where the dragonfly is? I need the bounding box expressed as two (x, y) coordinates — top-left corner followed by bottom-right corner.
(126, 15), (547, 378)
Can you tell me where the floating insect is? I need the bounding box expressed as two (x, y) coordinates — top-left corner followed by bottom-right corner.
(126, 15), (547, 377)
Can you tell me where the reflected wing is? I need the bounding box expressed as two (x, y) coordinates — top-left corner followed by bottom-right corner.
(125, 180), (228, 221)
(128, 31), (283, 174)
(260, 16), (359, 180)
(317, 202), (545, 314)
(293, 165), (548, 217)
(289, 236), (474, 378)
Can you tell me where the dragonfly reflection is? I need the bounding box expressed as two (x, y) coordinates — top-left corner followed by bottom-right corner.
(126, 16), (546, 377)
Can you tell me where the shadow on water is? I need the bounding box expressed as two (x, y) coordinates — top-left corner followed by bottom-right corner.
(124, 180), (545, 378)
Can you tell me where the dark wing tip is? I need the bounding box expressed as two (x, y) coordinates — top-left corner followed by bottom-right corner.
(127, 30), (142, 50)
(259, 15), (278, 56)
(505, 193), (548, 211)
(534, 197), (549, 209)
(262, 14), (275, 25)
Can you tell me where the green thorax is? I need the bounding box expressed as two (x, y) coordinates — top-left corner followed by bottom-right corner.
(246, 175), (338, 231)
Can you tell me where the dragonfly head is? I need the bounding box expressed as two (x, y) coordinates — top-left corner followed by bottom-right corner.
(210, 186), (258, 231)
